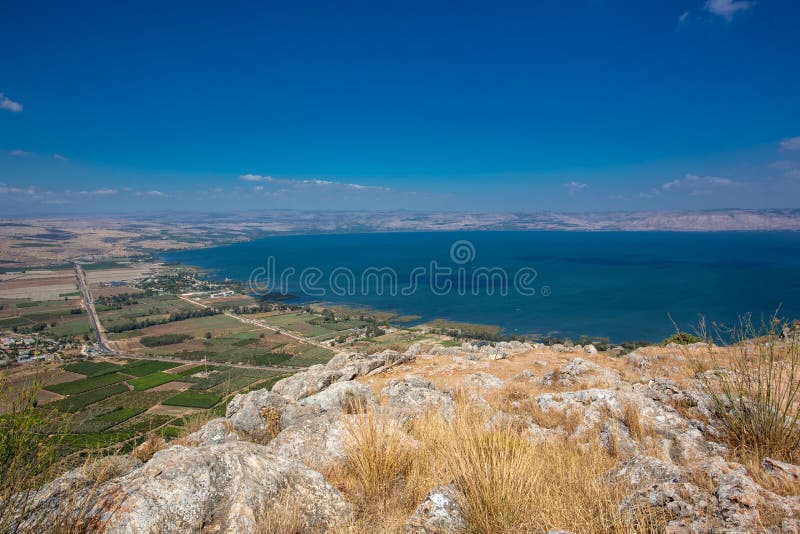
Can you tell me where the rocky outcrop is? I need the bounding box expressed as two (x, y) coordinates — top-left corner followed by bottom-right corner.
(272, 348), (415, 400)
(300, 380), (377, 413)
(225, 389), (319, 441)
(381, 376), (456, 422)
(17, 341), (800, 533)
(18, 442), (351, 533)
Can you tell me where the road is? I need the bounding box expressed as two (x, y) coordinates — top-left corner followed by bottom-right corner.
(73, 263), (301, 373)
(74, 263), (112, 352)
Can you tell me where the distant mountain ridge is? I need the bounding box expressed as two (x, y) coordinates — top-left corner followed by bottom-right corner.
(136, 208), (800, 233)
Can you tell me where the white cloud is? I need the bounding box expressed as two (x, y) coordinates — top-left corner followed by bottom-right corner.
(79, 188), (117, 196)
(53, 153), (68, 161)
(780, 136), (800, 152)
(655, 173), (739, 196)
(240, 174), (267, 182)
(0, 93), (22, 112)
(563, 181), (588, 195)
(679, 11), (690, 24)
(9, 149), (31, 157)
(145, 190), (165, 197)
(0, 183), (37, 195)
(704, 0), (755, 21)
(239, 174), (390, 191)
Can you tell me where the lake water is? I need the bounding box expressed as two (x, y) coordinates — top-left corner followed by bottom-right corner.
(164, 231), (800, 343)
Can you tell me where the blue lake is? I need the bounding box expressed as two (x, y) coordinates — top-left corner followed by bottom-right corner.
(164, 231), (800, 343)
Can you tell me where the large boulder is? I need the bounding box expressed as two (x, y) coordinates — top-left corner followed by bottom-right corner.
(300, 380), (377, 413)
(18, 442), (352, 533)
(184, 417), (239, 446)
(271, 365), (346, 400)
(225, 389), (319, 442)
(265, 414), (349, 470)
(381, 376), (456, 422)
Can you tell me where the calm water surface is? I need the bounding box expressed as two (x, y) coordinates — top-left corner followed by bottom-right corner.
(164, 231), (800, 342)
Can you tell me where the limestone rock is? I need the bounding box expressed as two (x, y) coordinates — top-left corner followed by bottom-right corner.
(381, 376), (456, 422)
(19, 442), (351, 534)
(459, 372), (504, 394)
(300, 380), (377, 413)
(225, 389), (319, 442)
(404, 483), (466, 533)
(184, 418), (240, 446)
(271, 365), (345, 400)
(265, 414), (348, 470)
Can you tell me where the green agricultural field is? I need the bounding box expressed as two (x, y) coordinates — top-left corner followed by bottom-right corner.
(48, 318), (92, 337)
(0, 317), (27, 327)
(128, 372), (176, 391)
(120, 359), (181, 376)
(114, 413), (173, 435)
(44, 372), (128, 395)
(255, 312), (336, 337)
(0, 298), (91, 338)
(285, 345), (335, 367)
(140, 333), (192, 347)
(174, 364), (207, 376)
(94, 407), (147, 426)
(96, 294), (199, 331)
(163, 391), (221, 409)
(63, 361), (123, 377)
(47, 383), (129, 413)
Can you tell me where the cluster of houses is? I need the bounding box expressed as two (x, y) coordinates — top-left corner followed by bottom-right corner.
(0, 334), (64, 364)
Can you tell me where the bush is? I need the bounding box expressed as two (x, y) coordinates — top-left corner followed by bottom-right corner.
(661, 331), (703, 346)
(0, 376), (70, 531)
(695, 315), (800, 462)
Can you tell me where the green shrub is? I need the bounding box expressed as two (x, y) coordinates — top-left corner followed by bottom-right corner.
(696, 315), (800, 462)
(661, 331), (703, 346)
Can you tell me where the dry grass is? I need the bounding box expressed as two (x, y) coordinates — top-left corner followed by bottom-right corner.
(131, 432), (165, 463)
(256, 490), (307, 534)
(621, 399), (654, 441)
(328, 399), (669, 533)
(172, 410), (225, 446)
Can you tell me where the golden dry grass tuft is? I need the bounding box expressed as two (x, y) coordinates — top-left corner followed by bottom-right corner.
(131, 432), (165, 463)
(256, 490), (308, 534)
(328, 399), (669, 533)
(172, 410), (219, 446)
(621, 399), (654, 441)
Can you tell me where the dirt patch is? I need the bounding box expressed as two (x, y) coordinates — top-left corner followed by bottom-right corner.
(148, 404), (200, 417)
(148, 381), (192, 392)
(166, 363), (202, 375)
(35, 389), (64, 405)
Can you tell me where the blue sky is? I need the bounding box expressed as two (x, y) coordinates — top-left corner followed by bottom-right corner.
(1, 0), (799, 214)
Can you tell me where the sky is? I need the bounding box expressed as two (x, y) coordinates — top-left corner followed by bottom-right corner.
(1, 0), (800, 215)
